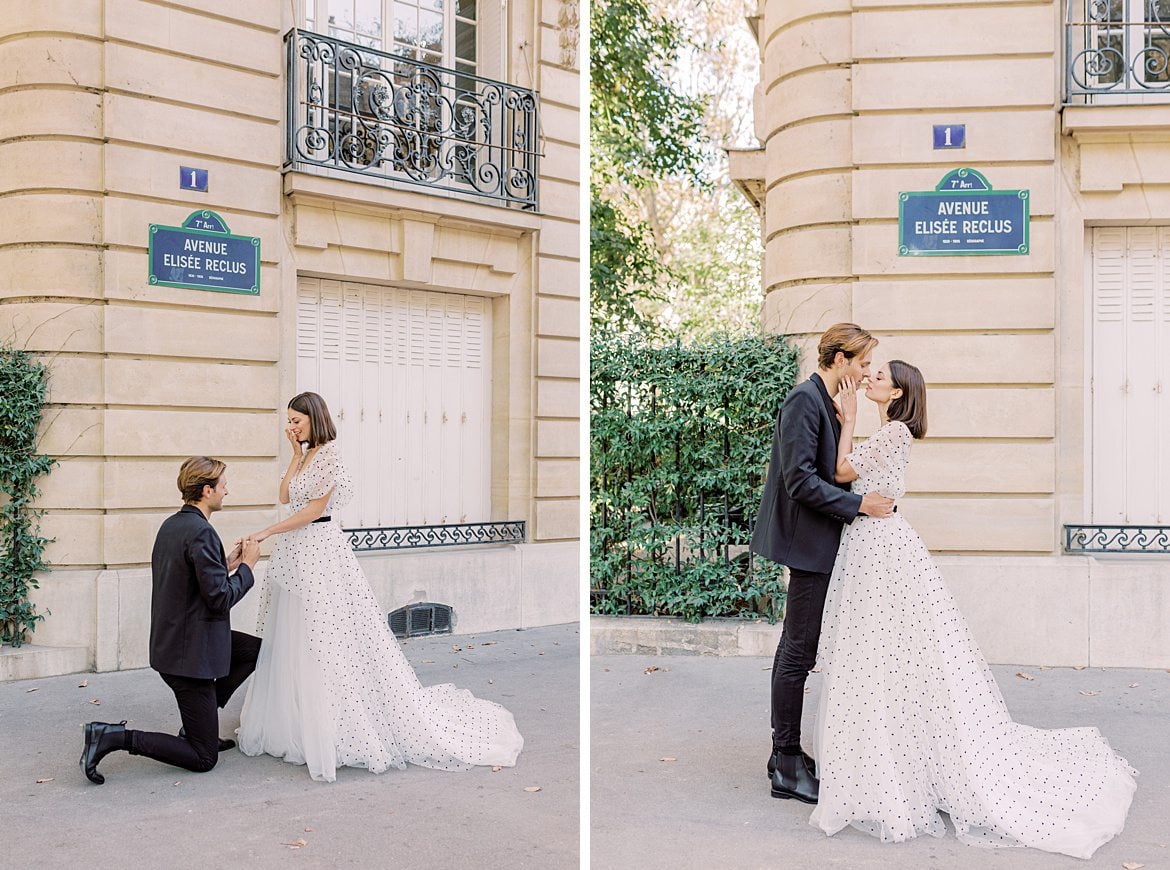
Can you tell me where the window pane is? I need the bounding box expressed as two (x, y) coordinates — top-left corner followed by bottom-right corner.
(394, 2), (418, 45)
(355, 0), (382, 40)
(456, 0), (476, 21)
(338, 1), (355, 29)
(306, 0), (316, 28)
(456, 19), (476, 63)
(419, 9), (443, 54)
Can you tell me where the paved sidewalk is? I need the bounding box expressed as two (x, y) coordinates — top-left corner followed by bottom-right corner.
(1, 624), (579, 870)
(592, 654), (1169, 870)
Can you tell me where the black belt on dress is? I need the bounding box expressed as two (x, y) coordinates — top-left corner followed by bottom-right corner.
(311, 515), (332, 524)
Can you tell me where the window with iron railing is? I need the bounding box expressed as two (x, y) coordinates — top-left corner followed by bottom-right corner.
(287, 1), (537, 209)
(1066, 0), (1170, 101)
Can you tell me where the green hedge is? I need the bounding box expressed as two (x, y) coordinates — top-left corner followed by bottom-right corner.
(0, 346), (56, 646)
(590, 332), (799, 621)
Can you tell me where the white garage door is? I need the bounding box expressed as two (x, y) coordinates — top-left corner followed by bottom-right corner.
(1091, 227), (1170, 524)
(296, 277), (492, 528)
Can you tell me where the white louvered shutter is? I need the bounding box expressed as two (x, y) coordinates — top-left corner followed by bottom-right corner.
(296, 279), (492, 529)
(1091, 227), (1170, 523)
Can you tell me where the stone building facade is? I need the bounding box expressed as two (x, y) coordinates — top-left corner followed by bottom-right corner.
(0, 0), (581, 679)
(731, 0), (1170, 667)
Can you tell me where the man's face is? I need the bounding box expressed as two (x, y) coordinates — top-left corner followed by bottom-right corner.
(203, 474), (229, 513)
(842, 349), (873, 387)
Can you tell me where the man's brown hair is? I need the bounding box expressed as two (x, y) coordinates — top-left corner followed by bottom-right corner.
(817, 323), (878, 369)
(178, 457), (227, 504)
(288, 391), (337, 448)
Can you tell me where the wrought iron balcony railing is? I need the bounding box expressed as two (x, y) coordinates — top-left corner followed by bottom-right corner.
(285, 29), (539, 210)
(1066, 0), (1170, 100)
(1063, 524), (1170, 553)
(346, 520), (526, 552)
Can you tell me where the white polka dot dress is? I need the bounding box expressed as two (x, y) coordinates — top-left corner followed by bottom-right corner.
(237, 441), (524, 782)
(809, 421), (1137, 858)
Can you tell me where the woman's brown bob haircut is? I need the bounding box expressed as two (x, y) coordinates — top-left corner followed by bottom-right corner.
(817, 323), (879, 370)
(288, 391), (337, 448)
(178, 457), (227, 504)
(887, 359), (928, 439)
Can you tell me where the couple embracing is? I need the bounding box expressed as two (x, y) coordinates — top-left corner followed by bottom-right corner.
(82, 392), (523, 785)
(752, 323), (1137, 859)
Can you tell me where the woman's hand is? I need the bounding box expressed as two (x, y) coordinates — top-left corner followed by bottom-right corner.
(837, 376), (858, 426)
(285, 424), (303, 455)
(248, 530), (269, 544)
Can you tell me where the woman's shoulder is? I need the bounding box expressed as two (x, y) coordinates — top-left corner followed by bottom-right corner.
(882, 420), (912, 441)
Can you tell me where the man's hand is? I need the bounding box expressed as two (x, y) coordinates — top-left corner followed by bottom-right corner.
(226, 539), (244, 574)
(240, 538), (261, 569)
(859, 492), (895, 517)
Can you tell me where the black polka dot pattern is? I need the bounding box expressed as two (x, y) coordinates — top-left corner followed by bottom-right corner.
(809, 421), (1138, 859)
(237, 440), (524, 782)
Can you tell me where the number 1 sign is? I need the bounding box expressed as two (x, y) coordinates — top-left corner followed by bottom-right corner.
(179, 166), (209, 192)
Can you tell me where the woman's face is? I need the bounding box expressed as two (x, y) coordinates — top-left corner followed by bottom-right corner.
(864, 364), (901, 406)
(288, 408), (312, 443)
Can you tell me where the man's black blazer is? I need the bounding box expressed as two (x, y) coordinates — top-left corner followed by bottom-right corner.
(149, 505), (255, 680)
(750, 373), (863, 574)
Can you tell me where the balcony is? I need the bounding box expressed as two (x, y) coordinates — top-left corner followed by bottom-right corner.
(285, 28), (539, 210)
(1065, 0), (1170, 102)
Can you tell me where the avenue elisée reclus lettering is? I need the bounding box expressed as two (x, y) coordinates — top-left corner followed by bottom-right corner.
(912, 199), (1012, 236)
(160, 237), (247, 274)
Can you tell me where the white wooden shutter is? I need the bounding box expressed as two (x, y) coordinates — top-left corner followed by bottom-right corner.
(296, 278), (492, 528)
(1091, 227), (1170, 523)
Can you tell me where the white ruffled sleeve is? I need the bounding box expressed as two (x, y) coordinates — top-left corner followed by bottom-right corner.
(846, 420), (912, 477)
(305, 441), (354, 510)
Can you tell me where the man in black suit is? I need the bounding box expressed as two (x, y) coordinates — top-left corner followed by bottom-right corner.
(751, 323), (895, 804)
(81, 457), (262, 784)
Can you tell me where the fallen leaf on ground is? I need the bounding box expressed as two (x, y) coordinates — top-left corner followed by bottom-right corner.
(1075, 665), (1087, 670)
(492, 766), (501, 772)
(643, 666), (660, 675)
(26, 687), (39, 693)
(524, 786), (542, 793)
(1079, 690), (1101, 696)
(285, 839), (308, 849)
(88, 699), (101, 705)
(660, 757), (677, 762)
(78, 679), (88, 688)
(1129, 683), (1140, 688)
(422, 660), (435, 664)
(1122, 862), (1145, 870)
(1015, 672), (1035, 681)
(451, 645), (462, 652)
(173, 781), (181, 786)
(480, 641), (496, 646)
(487, 679), (494, 684)
(603, 668), (610, 672)
(35, 778), (53, 784)
(304, 828), (314, 833)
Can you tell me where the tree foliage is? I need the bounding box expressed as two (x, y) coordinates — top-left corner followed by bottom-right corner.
(0, 345), (56, 646)
(590, 332), (799, 621)
(589, 0), (708, 336)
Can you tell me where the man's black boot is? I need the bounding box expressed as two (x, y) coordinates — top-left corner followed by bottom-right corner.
(80, 721), (128, 785)
(767, 747), (816, 779)
(770, 750), (819, 804)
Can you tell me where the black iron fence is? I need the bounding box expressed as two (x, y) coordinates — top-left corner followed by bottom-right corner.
(285, 28), (539, 209)
(590, 334), (798, 622)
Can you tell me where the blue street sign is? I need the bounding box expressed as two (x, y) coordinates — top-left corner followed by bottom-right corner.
(932, 125), (966, 149)
(148, 210), (260, 294)
(179, 166), (208, 191)
(898, 168), (1029, 256)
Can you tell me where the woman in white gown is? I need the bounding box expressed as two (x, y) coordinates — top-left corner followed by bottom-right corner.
(237, 392), (523, 782)
(809, 361), (1136, 859)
